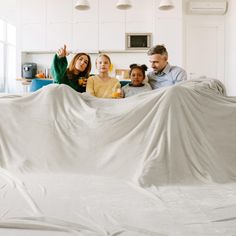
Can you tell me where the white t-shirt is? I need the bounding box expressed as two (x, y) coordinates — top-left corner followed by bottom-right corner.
(122, 83), (152, 97)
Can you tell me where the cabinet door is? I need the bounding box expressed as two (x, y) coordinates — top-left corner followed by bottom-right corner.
(21, 24), (46, 51)
(72, 0), (99, 52)
(99, 0), (125, 23)
(72, 23), (99, 52)
(73, 0), (98, 23)
(46, 0), (73, 23)
(99, 0), (125, 51)
(99, 22), (125, 51)
(125, 0), (153, 33)
(126, 0), (153, 24)
(125, 22), (153, 33)
(19, 0), (46, 24)
(45, 23), (73, 51)
(19, 0), (46, 51)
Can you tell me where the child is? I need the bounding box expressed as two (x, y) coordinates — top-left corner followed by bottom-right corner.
(86, 54), (121, 98)
(122, 64), (152, 97)
(51, 44), (91, 92)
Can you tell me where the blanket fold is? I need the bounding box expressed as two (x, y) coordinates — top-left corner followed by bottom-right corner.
(0, 78), (236, 186)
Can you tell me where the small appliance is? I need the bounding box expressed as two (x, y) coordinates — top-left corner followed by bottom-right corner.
(126, 33), (152, 50)
(22, 63), (37, 79)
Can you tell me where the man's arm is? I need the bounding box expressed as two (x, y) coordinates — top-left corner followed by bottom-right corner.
(175, 68), (187, 84)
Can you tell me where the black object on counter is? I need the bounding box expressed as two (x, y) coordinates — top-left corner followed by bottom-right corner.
(22, 63), (37, 79)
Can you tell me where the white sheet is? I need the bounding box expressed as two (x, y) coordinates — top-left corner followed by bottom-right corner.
(1, 78), (236, 185)
(1, 173), (236, 235)
(1, 78), (236, 235)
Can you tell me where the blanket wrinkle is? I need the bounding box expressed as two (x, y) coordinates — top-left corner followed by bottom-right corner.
(0, 79), (236, 186)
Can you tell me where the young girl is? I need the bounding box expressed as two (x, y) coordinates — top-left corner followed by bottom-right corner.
(86, 54), (121, 98)
(51, 44), (91, 92)
(122, 64), (152, 97)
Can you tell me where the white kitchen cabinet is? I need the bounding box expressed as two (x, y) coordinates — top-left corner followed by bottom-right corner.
(45, 23), (73, 51)
(125, 0), (154, 33)
(19, 0), (46, 24)
(72, 0), (99, 52)
(18, 0), (154, 52)
(46, 0), (73, 23)
(99, 0), (125, 23)
(18, 0), (46, 51)
(21, 24), (45, 51)
(99, 0), (125, 51)
(125, 22), (153, 33)
(126, 0), (153, 24)
(19, 0), (46, 51)
(72, 22), (99, 52)
(99, 22), (125, 51)
(73, 0), (99, 23)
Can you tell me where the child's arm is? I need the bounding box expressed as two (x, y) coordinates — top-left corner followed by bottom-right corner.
(86, 76), (95, 96)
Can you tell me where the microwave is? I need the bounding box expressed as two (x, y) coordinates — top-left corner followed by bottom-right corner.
(126, 33), (152, 50)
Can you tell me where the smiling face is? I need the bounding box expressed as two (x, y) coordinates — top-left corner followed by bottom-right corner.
(96, 55), (111, 74)
(130, 68), (145, 86)
(75, 55), (89, 72)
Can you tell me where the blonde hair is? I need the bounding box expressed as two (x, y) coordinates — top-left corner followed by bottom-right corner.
(95, 53), (111, 65)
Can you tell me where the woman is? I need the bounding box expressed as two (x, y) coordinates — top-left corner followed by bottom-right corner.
(51, 44), (91, 92)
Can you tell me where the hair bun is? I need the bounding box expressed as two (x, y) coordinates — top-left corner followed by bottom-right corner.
(140, 64), (148, 71)
(129, 63), (138, 69)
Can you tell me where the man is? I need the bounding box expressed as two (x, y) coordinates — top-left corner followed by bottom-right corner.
(147, 45), (187, 89)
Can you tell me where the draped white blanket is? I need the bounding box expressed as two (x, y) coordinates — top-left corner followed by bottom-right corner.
(0, 78), (236, 235)
(1, 78), (236, 186)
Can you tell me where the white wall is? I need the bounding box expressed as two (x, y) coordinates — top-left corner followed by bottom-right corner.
(0, 0), (16, 24)
(225, 0), (236, 96)
(155, 0), (184, 66)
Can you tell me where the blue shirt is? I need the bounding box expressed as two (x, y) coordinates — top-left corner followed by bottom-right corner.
(147, 63), (187, 89)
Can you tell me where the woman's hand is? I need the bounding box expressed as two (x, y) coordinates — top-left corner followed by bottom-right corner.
(78, 77), (87, 87)
(57, 44), (69, 58)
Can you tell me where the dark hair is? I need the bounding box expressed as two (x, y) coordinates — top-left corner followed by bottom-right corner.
(129, 64), (148, 78)
(147, 44), (168, 57)
(67, 53), (91, 78)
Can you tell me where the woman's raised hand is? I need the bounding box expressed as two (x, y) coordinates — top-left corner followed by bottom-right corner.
(57, 44), (69, 58)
